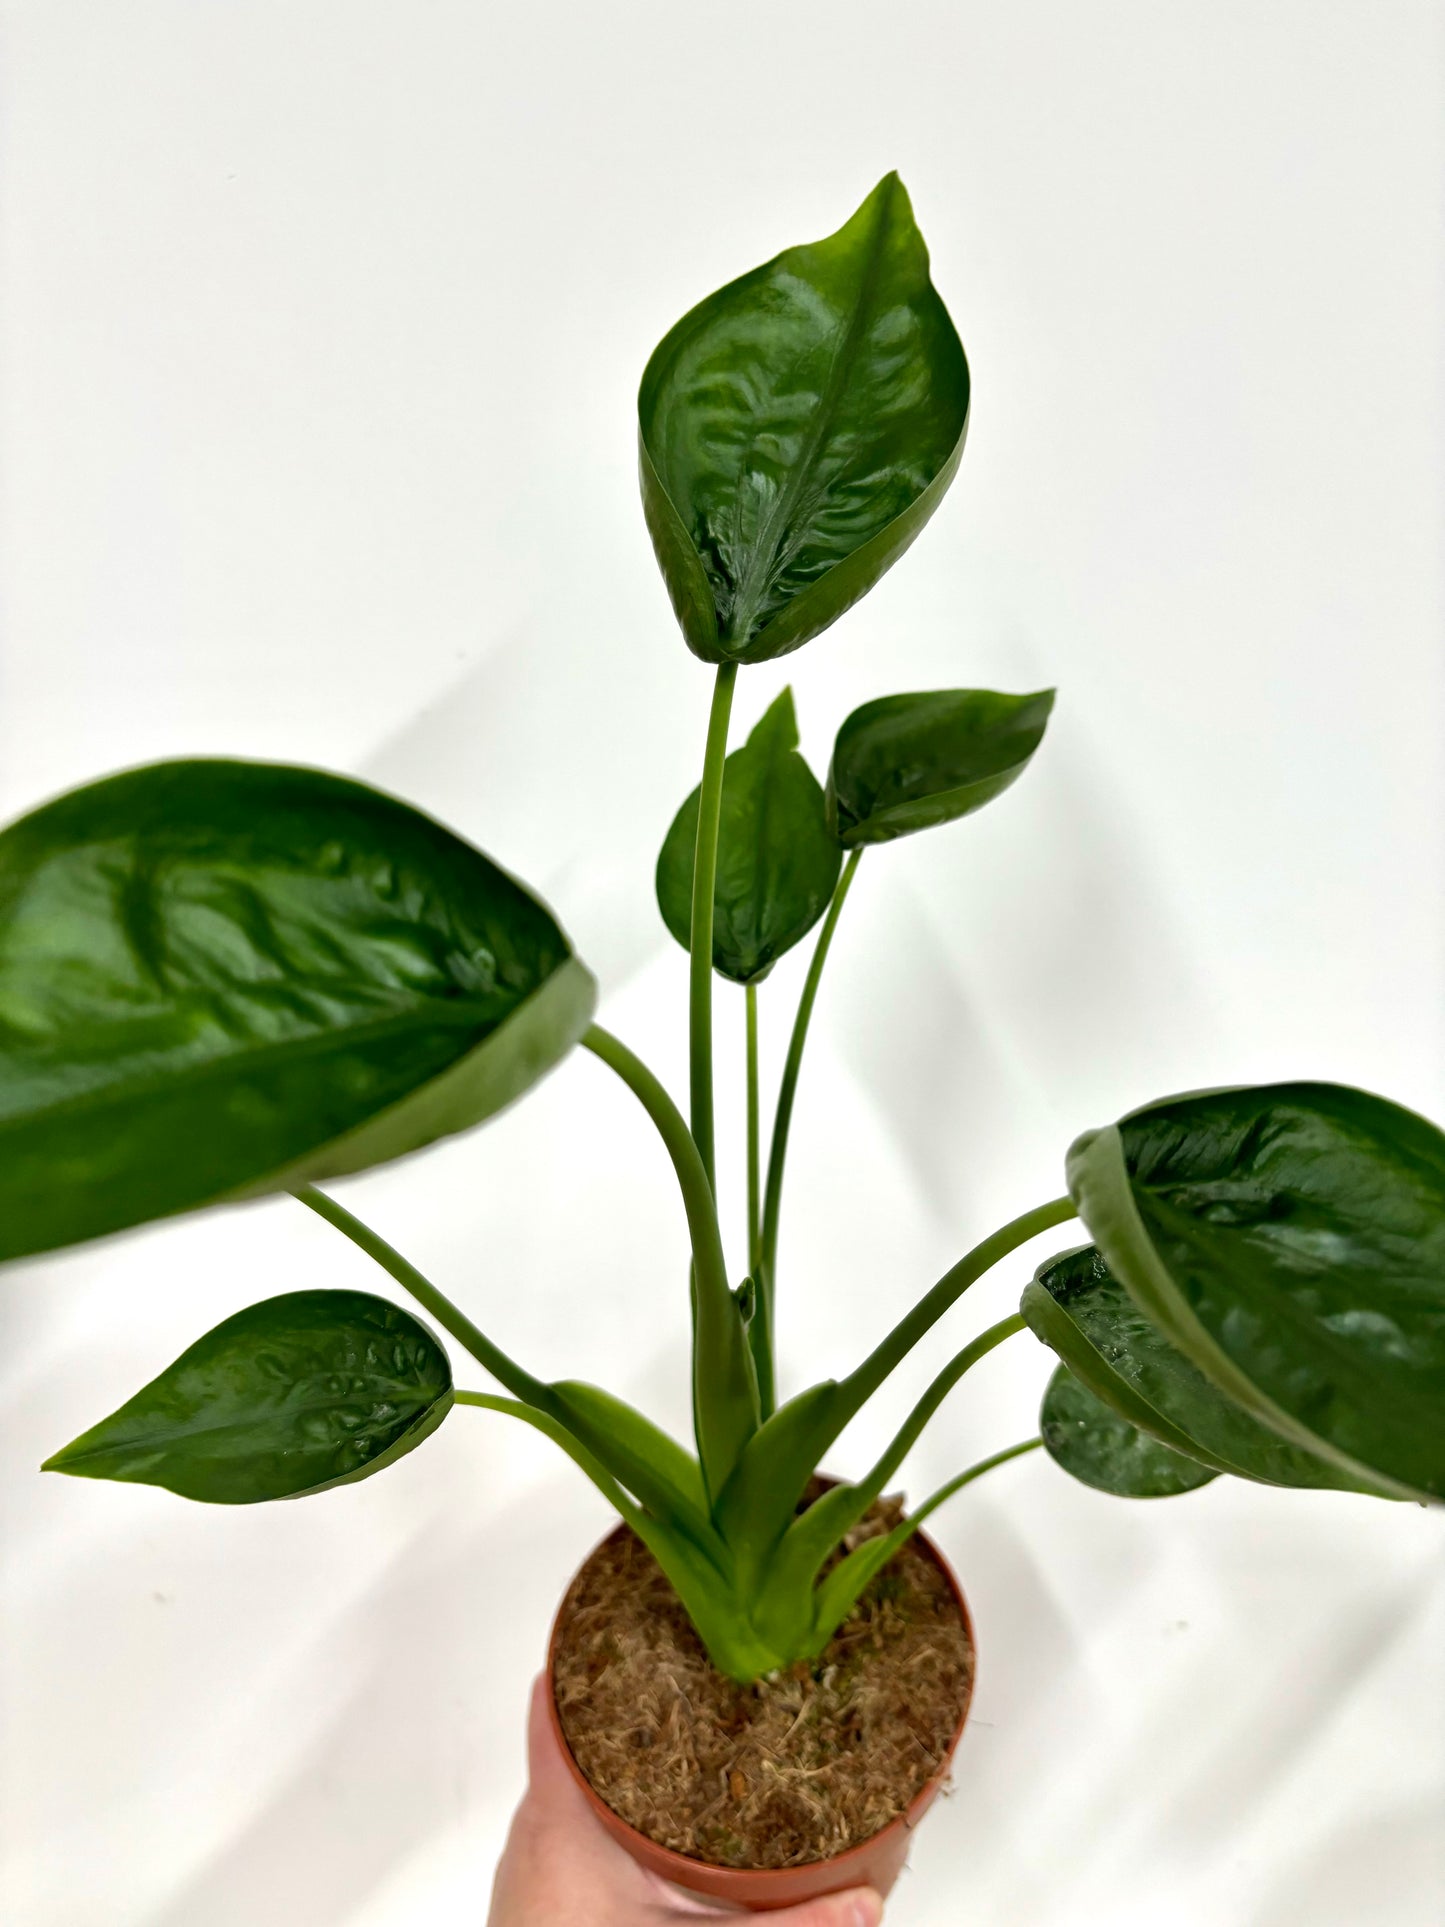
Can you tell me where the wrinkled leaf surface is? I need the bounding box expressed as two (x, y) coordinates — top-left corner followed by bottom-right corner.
(640, 174), (968, 664)
(44, 1290), (452, 1501)
(1041, 1364), (1218, 1497)
(0, 759), (595, 1260)
(1068, 1083), (1445, 1502)
(1023, 1245), (1372, 1490)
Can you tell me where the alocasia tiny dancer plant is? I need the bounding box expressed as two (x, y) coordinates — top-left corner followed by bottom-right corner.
(8, 176), (1441, 1696)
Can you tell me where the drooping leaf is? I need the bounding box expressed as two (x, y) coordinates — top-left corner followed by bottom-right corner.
(1023, 1245), (1374, 1491)
(655, 689), (841, 983)
(43, 1291), (452, 1502)
(639, 173), (969, 665)
(827, 688), (1054, 847)
(0, 759), (596, 1262)
(1068, 1083), (1445, 1503)
(1041, 1364), (1218, 1498)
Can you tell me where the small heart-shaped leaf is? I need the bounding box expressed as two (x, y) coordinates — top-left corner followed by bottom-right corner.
(827, 688), (1054, 847)
(43, 1291), (453, 1502)
(656, 689), (841, 984)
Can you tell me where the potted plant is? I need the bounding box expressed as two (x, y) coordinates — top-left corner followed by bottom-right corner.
(6, 176), (1441, 1910)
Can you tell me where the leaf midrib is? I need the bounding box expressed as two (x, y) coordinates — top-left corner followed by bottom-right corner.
(724, 191), (896, 646)
(0, 991), (505, 1139)
(52, 1381), (445, 1468)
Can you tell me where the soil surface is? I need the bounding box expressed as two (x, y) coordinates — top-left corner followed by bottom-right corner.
(551, 1497), (974, 1870)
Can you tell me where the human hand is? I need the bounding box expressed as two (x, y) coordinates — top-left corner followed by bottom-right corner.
(487, 1677), (885, 1927)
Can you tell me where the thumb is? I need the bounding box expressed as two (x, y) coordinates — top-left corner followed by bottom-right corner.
(767, 1887), (884, 1927)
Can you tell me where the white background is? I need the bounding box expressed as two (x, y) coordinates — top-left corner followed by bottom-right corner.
(2, 4), (1443, 1923)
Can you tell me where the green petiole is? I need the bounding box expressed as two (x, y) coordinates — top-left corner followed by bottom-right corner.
(756, 845), (863, 1378)
(582, 1023), (758, 1500)
(689, 662), (737, 1196)
(294, 1184), (550, 1406)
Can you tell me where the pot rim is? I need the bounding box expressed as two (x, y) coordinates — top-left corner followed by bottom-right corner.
(544, 1509), (976, 1901)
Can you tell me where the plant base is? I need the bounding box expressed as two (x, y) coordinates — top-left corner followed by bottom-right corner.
(546, 1504), (975, 1910)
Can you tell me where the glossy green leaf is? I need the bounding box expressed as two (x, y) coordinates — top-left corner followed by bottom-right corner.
(827, 688), (1054, 847)
(43, 1291), (453, 1502)
(1023, 1245), (1373, 1490)
(1041, 1364), (1218, 1497)
(0, 759), (596, 1262)
(1068, 1083), (1445, 1503)
(655, 689), (841, 984)
(639, 173), (969, 665)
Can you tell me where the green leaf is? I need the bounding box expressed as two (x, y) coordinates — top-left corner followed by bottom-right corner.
(639, 173), (969, 665)
(1041, 1364), (1218, 1497)
(655, 689), (841, 984)
(1022, 1245), (1373, 1491)
(0, 759), (596, 1262)
(1068, 1083), (1445, 1503)
(712, 1380), (842, 1581)
(827, 688), (1054, 847)
(43, 1291), (453, 1502)
(548, 1379), (719, 1553)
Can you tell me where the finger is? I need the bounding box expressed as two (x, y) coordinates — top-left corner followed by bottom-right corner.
(520, 1673), (657, 1893)
(758, 1888), (884, 1927)
(524, 1671), (582, 1801)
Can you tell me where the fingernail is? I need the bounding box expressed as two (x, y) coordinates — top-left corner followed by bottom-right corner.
(849, 1892), (883, 1927)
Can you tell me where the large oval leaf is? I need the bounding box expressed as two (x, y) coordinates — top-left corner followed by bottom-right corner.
(0, 759), (596, 1261)
(655, 689), (841, 983)
(1041, 1364), (1218, 1498)
(42, 1290), (453, 1501)
(1068, 1083), (1445, 1503)
(827, 688), (1054, 847)
(639, 173), (969, 665)
(1023, 1245), (1373, 1491)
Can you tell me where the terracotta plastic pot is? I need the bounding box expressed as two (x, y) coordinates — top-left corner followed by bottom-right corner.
(545, 1520), (976, 1912)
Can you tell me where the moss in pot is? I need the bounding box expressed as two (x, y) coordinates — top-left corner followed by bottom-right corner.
(5, 175), (1440, 1908)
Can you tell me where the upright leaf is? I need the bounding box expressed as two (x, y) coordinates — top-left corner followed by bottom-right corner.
(1023, 1245), (1373, 1491)
(43, 1291), (452, 1502)
(639, 173), (969, 665)
(0, 760), (596, 1261)
(1041, 1364), (1218, 1498)
(655, 689), (841, 983)
(827, 688), (1054, 846)
(1068, 1083), (1445, 1503)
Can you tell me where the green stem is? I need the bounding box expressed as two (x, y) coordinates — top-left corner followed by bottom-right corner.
(710, 1195), (1077, 1560)
(908, 1436), (1045, 1529)
(807, 1435), (1044, 1653)
(838, 1197), (1076, 1423)
(848, 1314), (1027, 1517)
(758, 846), (862, 1303)
(690, 662), (737, 1194)
(745, 980), (775, 1418)
(771, 1315), (1030, 1589)
(582, 1023), (757, 1497)
(453, 1391), (638, 1518)
(746, 981), (761, 1273)
(293, 1184), (549, 1408)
